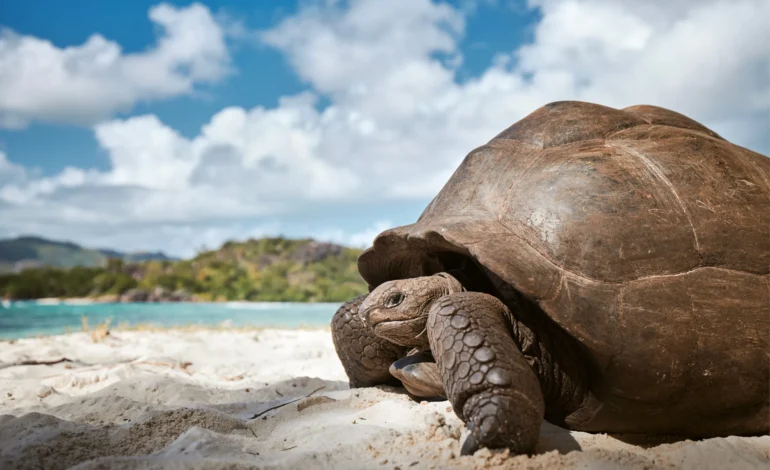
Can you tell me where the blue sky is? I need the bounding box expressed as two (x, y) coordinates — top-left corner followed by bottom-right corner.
(0, 0), (767, 256)
(0, 1), (538, 175)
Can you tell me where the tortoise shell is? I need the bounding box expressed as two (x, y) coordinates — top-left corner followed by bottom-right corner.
(359, 101), (769, 428)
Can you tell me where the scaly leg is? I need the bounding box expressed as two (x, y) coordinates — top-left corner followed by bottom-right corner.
(331, 294), (407, 387)
(427, 292), (545, 455)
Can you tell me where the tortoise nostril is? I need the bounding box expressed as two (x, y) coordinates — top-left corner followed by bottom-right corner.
(358, 298), (372, 321)
(359, 304), (376, 327)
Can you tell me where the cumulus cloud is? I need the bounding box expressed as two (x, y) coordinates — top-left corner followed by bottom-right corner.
(517, 0), (770, 149)
(0, 151), (27, 185)
(0, 3), (230, 128)
(317, 220), (395, 249)
(0, 0), (767, 254)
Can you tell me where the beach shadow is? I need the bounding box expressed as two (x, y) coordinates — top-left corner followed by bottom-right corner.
(402, 389), (447, 403)
(606, 432), (690, 448)
(534, 421), (583, 454)
(537, 425), (697, 454)
(386, 386), (583, 455)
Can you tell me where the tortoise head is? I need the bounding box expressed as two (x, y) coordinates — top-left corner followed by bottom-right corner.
(360, 272), (463, 347)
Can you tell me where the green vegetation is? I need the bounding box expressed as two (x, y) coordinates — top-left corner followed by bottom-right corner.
(0, 237), (368, 303)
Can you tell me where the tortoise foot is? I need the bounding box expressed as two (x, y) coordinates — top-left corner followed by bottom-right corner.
(389, 350), (445, 398)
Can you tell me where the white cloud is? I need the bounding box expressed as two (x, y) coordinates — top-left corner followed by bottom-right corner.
(317, 220), (395, 249)
(94, 115), (195, 190)
(88, 221), (283, 258)
(0, 0), (767, 254)
(0, 151), (27, 186)
(0, 3), (230, 128)
(261, 0), (463, 101)
(518, 0), (770, 124)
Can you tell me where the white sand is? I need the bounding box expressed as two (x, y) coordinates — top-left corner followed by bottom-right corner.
(0, 329), (767, 470)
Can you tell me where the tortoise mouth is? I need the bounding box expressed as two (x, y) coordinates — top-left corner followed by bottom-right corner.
(372, 317), (424, 334)
(367, 308), (421, 328)
(373, 317), (429, 347)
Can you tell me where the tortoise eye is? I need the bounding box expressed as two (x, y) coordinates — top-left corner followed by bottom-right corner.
(385, 292), (405, 308)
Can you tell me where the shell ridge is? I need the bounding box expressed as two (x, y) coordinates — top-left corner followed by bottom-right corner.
(482, 219), (768, 286)
(608, 141), (702, 257)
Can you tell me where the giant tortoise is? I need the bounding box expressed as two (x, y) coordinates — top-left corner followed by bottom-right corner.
(331, 101), (769, 455)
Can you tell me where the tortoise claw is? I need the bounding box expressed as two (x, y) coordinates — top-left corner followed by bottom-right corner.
(460, 432), (480, 456)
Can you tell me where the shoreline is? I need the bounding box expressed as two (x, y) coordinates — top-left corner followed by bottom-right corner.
(5, 297), (345, 305)
(1, 324), (332, 343)
(2, 297), (346, 305)
(1, 302), (340, 342)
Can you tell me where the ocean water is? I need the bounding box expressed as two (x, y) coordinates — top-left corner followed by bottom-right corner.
(0, 300), (341, 340)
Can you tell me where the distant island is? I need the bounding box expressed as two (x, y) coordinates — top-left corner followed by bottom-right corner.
(0, 236), (367, 303)
(0, 236), (177, 273)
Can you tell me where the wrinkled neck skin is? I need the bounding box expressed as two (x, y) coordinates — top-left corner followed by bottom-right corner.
(486, 274), (589, 424)
(507, 310), (588, 423)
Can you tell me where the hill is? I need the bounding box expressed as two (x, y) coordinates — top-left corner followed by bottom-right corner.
(0, 237), (368, 302)
(0, 236), (175, 273)
(97, 248), (176, 264)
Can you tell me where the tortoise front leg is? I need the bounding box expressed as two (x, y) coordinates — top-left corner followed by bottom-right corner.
(427, 292), (545, 455)
(331, 294), (407, 387)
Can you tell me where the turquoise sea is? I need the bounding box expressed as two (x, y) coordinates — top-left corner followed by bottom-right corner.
(0, 301), (340, 340)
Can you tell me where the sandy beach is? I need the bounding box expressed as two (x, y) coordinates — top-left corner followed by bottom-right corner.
(0, 328), (767, 470)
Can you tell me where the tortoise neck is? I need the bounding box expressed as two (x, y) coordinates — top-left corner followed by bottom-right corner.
(475, 265), (589, 422)
(509, 307), (588, 424)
